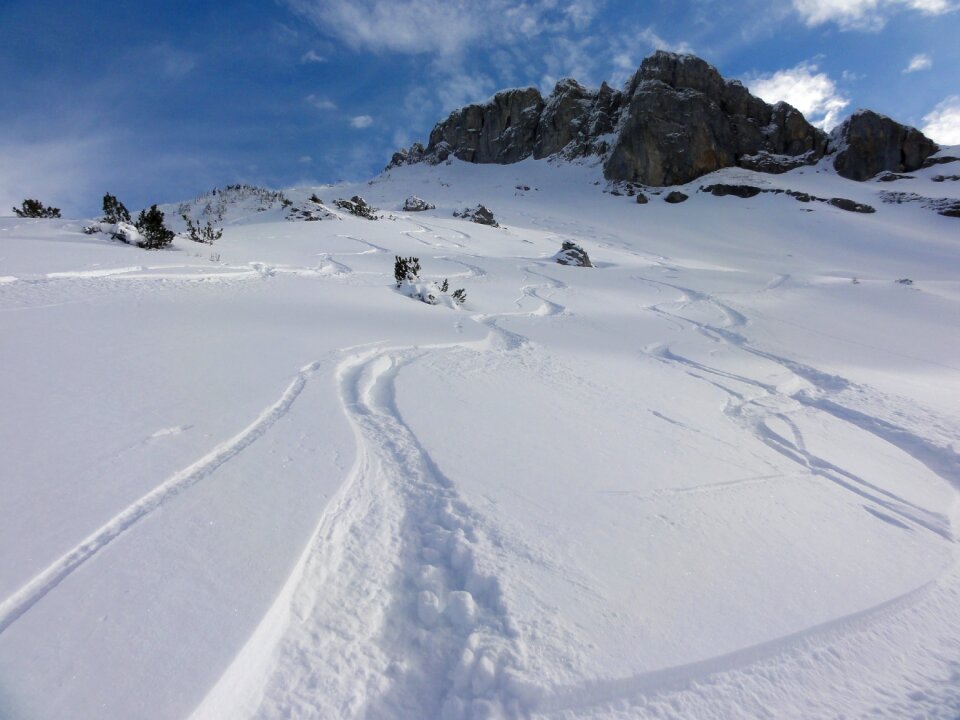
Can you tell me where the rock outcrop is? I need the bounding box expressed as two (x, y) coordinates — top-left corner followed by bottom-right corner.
(403, 196), (435, 211)
(454, 205), (498, 226)
(334, 196), (378, 220)
(389, 51), (938, 186)
(553, 241), (593, 267)
(831, 110), (938, 181)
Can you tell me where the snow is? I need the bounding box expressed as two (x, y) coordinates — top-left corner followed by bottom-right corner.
(1, 149), (959, 719)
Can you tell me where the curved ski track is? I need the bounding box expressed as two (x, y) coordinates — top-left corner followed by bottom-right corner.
(5, 214), (958, 719)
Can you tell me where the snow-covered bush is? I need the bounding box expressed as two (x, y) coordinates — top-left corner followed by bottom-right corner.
(394, 256), (466, 307)
(13, 199), (60, 218)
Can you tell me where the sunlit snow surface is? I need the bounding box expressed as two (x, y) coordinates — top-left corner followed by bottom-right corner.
(1, 153), (959, 719)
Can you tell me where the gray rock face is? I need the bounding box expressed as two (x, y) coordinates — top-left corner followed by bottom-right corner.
(454, 205), (498, 226)
(389, 51), (936, 186)
(403, 196), (435, 212)
(553, 240), (593, 267)
(832, 110), (938, 181)
(604, 54), (826, 186)
(428, 87), (544, 165)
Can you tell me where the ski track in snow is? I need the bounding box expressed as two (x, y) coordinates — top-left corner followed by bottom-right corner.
(7, 199), (958, 717)
(193, 278), (571, 720)
(0, 359), (331, 636)
(195, 349), (537, 720)
(190, 234), (960, 719)
(525, 266), (960, 717)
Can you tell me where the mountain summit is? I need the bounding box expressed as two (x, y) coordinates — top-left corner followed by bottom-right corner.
(390, 51), (938, 186)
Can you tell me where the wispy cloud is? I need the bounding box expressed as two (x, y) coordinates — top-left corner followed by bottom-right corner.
(923, 96), (960, 144)
(305, 94), (337, 110)
(903, 53), (932, 73)
(745, 61), (849, 130)
(350, 115), (374, 128)
(791, 0), (954, 30)
(300, 49), (326, 64)
(281, 0), (605, 57)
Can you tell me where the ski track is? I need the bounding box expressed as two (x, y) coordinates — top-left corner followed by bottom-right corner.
(193, 281), (575, 720)
(205, 252), (960, 720)
(197, 345), (537, 720)
(0, 358), (331, 636)
(13, 214), (958, 717)
(527, 267), (960, 717)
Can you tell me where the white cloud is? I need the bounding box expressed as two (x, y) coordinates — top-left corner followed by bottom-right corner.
(300, 49), (326, 64)
(305, 94), (337, 110)
(903, 53), (932, 73)
(282, 0), (604, 57)
(922, 96), (960, 145)
(792, 0), (954, 30)
(350, 115), (374, 128)
(745, 62), (849, 130)
(299, 155), (313, 164)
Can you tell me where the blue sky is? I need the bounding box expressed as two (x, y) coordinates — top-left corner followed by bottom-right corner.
(1, 0), (957, 216)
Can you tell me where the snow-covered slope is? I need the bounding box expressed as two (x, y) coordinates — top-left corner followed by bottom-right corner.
(1, 152), (959, 720)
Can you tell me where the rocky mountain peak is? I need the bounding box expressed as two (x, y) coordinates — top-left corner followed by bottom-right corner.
(388, 51), (938, 186)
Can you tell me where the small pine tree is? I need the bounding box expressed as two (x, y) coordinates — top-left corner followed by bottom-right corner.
(394, 256), (421, 287)
(439, 278), (449, 293)
(101, 193), (131, 224)
(309, 193), (322, 204)
(451, 288), (467, 305)
(13, 199), (61, 218)
(135, 205), (174, 249)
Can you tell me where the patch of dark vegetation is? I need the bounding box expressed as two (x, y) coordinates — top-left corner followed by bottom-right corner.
(880, 191), (960, 218)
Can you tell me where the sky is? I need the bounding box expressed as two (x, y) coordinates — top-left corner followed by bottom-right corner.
(1, 0), (958, 216)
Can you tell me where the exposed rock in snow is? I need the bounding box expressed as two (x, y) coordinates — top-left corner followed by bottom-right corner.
(389, 51), (944, 188)
(702, 183), (764, 198)
(334, 195), (378, 220)
(454, 205), (498, 226)
(553, 240), (593, 267)
(880, 190), (960, 217)
(403, 196), (436, 212)
(831, 110), (938, 181)
(390, 51), (832, 187)
(664, 190), (689, 203)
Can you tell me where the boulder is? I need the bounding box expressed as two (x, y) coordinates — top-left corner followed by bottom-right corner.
(831, 110), (938, 181)
(454, 205), (498, 226)
(664, 191), (689, 204)
(403, 196), (435, 212)
(553, 240), (593, 267)
(334, 196), (378, 220)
